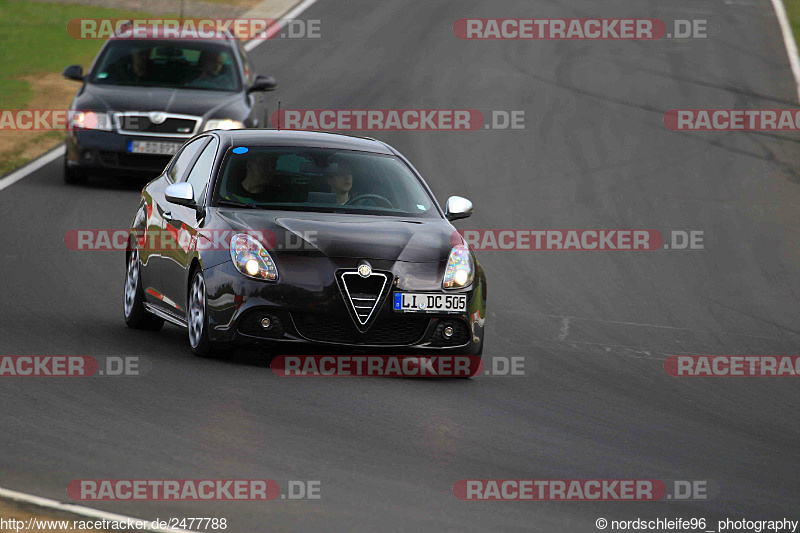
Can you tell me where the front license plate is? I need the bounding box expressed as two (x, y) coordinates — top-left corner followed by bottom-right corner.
(393, 292), (467, 313)
(127, 140), (182, 155)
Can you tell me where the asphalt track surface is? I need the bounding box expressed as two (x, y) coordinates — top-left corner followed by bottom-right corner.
(1, 1), (799, 531)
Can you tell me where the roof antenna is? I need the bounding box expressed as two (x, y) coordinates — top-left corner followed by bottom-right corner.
(277, 100), (281, 130)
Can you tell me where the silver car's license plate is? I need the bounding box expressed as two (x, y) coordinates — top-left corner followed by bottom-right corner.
(128, 140), (182, 155)
(393, 292), (467, 313)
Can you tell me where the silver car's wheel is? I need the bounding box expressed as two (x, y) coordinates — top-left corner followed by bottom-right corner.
(189, 272), (205, 349)
(123, 249), (163, 331)
(187, 269), (232, 358)
(124, 250), (139, 318)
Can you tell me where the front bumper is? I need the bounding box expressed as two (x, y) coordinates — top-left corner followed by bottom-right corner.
(203, 258), (486, 355)
(66, 129), (187, 177)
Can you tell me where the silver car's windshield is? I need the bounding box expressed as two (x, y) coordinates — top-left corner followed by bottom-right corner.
(91, 41), (240, 91)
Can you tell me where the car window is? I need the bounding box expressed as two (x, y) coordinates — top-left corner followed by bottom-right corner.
(214, 147), (439, 218)
(184, 137), (219, 203)
(90, 40), (240, 92)
(169, 137), (207, 182)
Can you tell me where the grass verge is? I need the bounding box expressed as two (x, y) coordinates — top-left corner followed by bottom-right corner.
(0, 0), (160, 176)
(785, 0), (800, 57)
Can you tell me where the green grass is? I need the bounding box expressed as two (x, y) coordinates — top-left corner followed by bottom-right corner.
(786, 0), (800, 58)
(0, 0), (162, 109)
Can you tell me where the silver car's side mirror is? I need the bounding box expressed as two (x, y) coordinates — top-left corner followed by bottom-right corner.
(165, 182), (196, 207)
(445, 196), (473, 221)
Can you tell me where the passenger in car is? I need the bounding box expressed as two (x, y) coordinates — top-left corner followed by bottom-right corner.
(227, 153), (288, 203)
(326, 160), (355, 204)
(109, 49), (154, 84)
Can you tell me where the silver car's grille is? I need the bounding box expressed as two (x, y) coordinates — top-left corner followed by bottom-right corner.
(338, 271), (389, 328)
(114, 112), (201, 137)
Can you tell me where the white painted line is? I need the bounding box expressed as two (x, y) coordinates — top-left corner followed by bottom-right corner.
(0, 486), (200, 533)
(0, 145), (65, 192)
(769, 0), (800, 103)
(244, 0), (319, 52)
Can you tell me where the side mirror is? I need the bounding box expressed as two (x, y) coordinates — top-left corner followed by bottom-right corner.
(247, 74), (277, 93)
(63, 65), (84, 81)
(445, 196), (473, 221)
(165, 182), (196, 208)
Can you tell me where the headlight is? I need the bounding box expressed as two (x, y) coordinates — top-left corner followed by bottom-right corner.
(203, 119), (245, 131)
(443, 244), (474, 289)
(230, 234), (278, 281)
(69, 110), (112, 131)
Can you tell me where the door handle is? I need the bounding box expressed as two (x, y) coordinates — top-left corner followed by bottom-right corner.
(163, 211), (173, 221)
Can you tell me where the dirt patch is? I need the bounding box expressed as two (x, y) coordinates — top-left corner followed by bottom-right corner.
(0, 72), (79, 175)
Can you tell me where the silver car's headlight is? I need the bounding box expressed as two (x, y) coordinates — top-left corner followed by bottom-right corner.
(442, 244), (473, 289)
(69, 110), (113, 131)
(203, 119), (244, 131)
(230, 234), (278, 281)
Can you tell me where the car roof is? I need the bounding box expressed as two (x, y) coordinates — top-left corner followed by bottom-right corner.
(215, 129), (396, 155)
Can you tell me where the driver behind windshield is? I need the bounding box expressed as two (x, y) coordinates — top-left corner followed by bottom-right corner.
(326, 160), (354, 205)
(187, 50), (232, 90)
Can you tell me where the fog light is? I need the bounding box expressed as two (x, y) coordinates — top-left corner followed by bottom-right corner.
(443, 325), (454, 338)
(260, 317), (272, 329)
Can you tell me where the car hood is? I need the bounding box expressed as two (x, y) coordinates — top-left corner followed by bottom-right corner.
(75, 84), (241, 117)
(216, 210), (461, 263)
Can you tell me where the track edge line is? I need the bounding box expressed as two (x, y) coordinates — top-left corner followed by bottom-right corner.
(0, 486), (200, 533)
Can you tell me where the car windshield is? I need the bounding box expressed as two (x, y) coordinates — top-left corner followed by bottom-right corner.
(213, 147), (440, 218)
(90, 40), (240, 91)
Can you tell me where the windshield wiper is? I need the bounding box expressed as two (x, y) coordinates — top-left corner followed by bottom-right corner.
(216, 199), (260, 209)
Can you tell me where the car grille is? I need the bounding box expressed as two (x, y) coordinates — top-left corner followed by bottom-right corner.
(115, 113), (200, 136)
(338, 271), (389, 326)
(292, 312), (431, 345)
(98, 151), (171, 171)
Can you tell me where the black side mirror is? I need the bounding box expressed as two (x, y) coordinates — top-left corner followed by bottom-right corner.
(247, 75), (277, 93)
(63, 65), (84, 81)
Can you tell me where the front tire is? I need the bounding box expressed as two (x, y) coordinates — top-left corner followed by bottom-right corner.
(188, 268), (231, 358)
(124, 249), (164, 331)
(64, 158), (87, 185)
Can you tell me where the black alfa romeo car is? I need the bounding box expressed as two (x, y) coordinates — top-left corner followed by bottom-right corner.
(124, 130), (487, 359)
